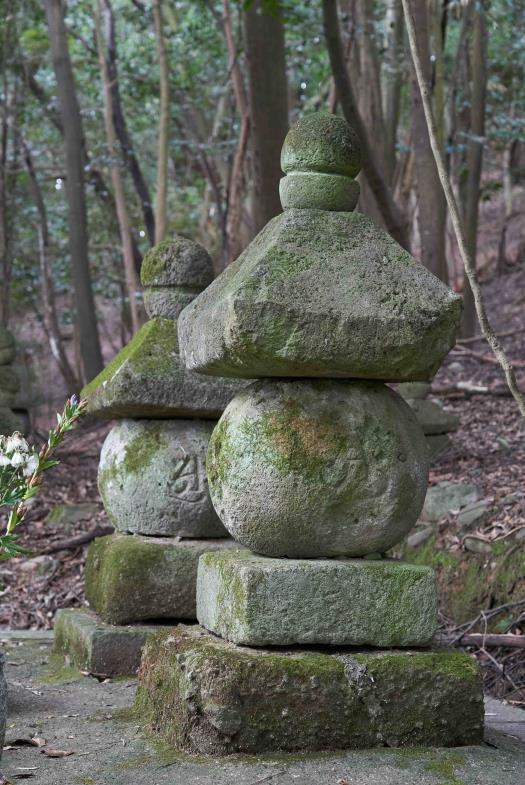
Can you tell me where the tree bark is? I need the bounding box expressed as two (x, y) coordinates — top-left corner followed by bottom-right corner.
(20, 137), (80, 391)
(43, 0), (103, 382)
(322, 0), (409, 250)
(401, 0), (525, 419)
(462, 0), (488, 337)
(222, 0), (250, 263)
(383, 0), (404, 182)
(408, 0), (447, 280)
(153, 0), (170, 243)
(95, 0), (142, 335)
(243, 0), (289, 234)
(101, 0), (155, 246)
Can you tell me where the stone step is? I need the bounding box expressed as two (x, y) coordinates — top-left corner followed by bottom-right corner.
(136, 624), (484, 754)
(85, 533), (239, 625)
(197, 551), (438, 647)
(53, 608), (169, 676)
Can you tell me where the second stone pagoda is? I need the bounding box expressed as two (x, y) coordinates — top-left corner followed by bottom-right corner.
(54, 237), (240, 676)
(137, 114), (484, 753)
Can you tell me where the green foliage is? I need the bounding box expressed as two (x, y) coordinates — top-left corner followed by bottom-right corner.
(0, 396), (86, 559)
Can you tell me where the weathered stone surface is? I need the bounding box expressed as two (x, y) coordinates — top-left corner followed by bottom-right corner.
(85, 533), (239, 624)
(421, 481), (481, 522)
(207, 379), (429, 557)
(53, 608), (167, 676)
(397, 382), (432, 400)
(456, 500), (491, 529)
(281, 113), (362, 177)
(0, 325), (15, 366)
(98, 419), (227, 537)
(405, 397), (459, 435)
(0, 366), (20, 406)
(279, 171), (360, 211)
(178, 209), (462, 381)
(141, 236), (215, 289)
(82, 318), (242, 419)
(197, 551), (438, 646)
(0, 653), (6, 756)
(136, 624), (484, 754)
(0, 406), (23, 436)
(141, 236), (215, 320)
(426, 433), (451, 460)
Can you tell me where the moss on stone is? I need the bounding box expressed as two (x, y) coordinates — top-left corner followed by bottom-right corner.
(39, 651), (83, 685)
(280, 113), (362, 177)
(135, 626), (483, 755)
(403, 536), (525, 627)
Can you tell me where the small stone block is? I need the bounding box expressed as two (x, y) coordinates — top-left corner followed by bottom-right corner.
(136, 624), (484, 754)
(197, 551), (438, 646)
(53, 608), (167, 676)
(85, 533), (240, 625)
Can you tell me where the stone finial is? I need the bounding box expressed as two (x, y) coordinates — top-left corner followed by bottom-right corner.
(141, 236), (215, 320)
(279, 113), (362, 212)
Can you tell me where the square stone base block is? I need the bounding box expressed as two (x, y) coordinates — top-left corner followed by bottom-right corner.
(53, 608), (172, 676)
(197, 551), (438, 646)
(136, 625), (484, 754)
(85, 532), (239, 625)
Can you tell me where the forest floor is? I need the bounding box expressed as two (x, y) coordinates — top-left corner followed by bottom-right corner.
(0, 261), (524, 706)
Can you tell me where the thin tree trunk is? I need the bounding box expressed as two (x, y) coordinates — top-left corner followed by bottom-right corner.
(462, 0), (488, 337)
(243, 0), (289, 234)
(21, 65), (143, 276)
(401, 0), (525, 419)
(102, 0), (155, 246)
(383, 0), (404, 182)
(43, 0), (103, 382)
(322, 0), (409, 250)
(222, 0), (250, 263)
(153, 0), (170, 243)
(408, 0), (447, 280)
(20, 137), (80, 391)
(95, 0), (142, 335)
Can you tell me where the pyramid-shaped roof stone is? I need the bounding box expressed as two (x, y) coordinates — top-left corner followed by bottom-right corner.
(178, 114), (461, 382)
(83, 236), (242, 419)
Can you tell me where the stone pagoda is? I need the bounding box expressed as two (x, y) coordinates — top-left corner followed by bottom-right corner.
(54, 237), (240, 676)
(136, 114), (484, 754)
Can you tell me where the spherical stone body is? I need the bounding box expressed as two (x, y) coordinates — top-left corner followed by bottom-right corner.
(98, 419), (228, 538)
(207, 380), (429, 558)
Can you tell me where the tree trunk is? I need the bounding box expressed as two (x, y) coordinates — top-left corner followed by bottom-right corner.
(383, 0), (404, 182)
(462, 0), (488, 337)
(102, 0), (155, 246)
(243, 0), (289, 234)
(222, 0), (250, 263)
(322, 0), (409, 250)
(43, 0), (103, 382)
(20, 137), (80, 391)
(408, 0), (447, 280)
(95, 0), (142, 335)
(153, 0), (170, 243)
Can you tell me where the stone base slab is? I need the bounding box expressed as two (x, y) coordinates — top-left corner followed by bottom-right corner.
(53, 608), (170, 676)
(197, 551), (438, 646)
(85, 533), (240, 625)
(136, 625), (484, 754)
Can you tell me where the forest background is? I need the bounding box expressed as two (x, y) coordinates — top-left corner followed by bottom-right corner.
(1, 0), (525, 408)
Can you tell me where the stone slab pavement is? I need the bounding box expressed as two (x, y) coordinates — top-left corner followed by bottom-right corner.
(0, 631), (524, 785)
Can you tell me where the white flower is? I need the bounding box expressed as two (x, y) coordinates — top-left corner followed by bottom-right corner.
(10, 451), (25, 467)
(5, 433), (29, 454)
(0, 453), (10, 467)
(22, 455), (38, 477)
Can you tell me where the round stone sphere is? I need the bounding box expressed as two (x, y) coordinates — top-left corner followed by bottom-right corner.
(281, 113), (362, 178)
(99, 419), (228, 538)
(207, 380), (429, 558)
